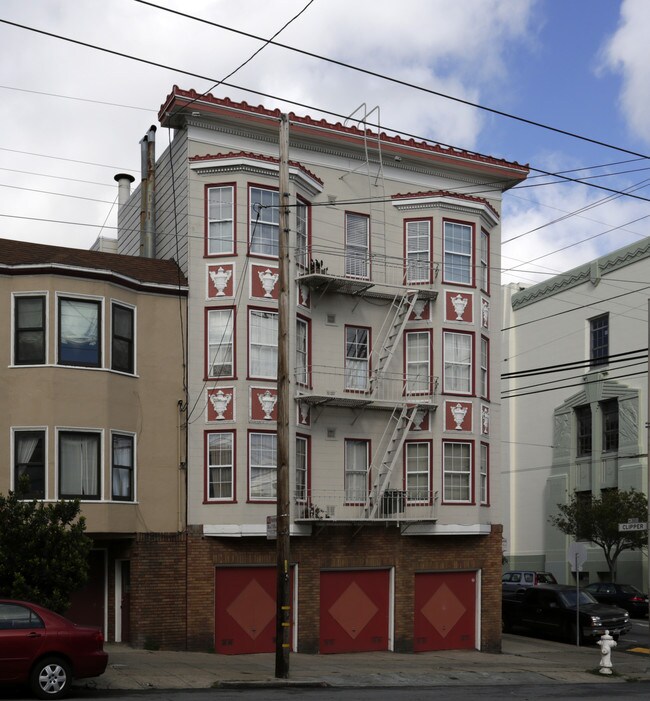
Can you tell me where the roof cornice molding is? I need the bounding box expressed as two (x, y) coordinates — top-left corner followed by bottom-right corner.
(391, 192), (499, 227)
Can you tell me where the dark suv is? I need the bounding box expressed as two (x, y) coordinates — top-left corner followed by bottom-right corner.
(502, 570), (557, 594)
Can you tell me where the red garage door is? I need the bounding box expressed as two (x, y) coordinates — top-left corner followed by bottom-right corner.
(214, 566), (294, 655)
(320, 569), (390, 653)
(414, 571), (477, 651)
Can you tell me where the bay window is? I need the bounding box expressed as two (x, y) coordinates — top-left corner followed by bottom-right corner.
(345, 212), (369, 278)
(207, 185), (234, 255)
(250, 187), (280, 257)
(207, 308), (234, 378)
(405, 330), (430, 395)
(443, 220), (473, 285)
(296, 317), (309, 386)
(111, 303), (134, 374)
(405, 441), (430, 503)
(296, 200), (309, 269)
(480, 336), (489, 399)
(345, 326), (369, 391)
(14, 295), (46, 365)
(444, 331), (472, 394)
(112, 433), (134, 501)
(249, 432), (277, 500)
(250, 309), (278, 379)
(296, 435), (308, 502)
(344, 439), (368, 503)
(14, 429), (45, 499)
(443, 441), (472, 503)
(58, 430), (101, 500)
(58, 297), (101, 367)
(406, 219), (431, 283)
(207, 431), (234, 501)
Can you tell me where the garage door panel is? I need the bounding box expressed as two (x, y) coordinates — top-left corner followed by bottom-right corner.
(414, 571), (476, 651)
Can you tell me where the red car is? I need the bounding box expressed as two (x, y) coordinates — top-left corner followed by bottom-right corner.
(0, 599), (108, 699)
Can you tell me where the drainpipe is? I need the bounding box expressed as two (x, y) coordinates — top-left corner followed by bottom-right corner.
(139, 125), (157, 258)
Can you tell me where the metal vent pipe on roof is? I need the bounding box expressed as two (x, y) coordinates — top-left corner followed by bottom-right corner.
(140, 125), (157, 258)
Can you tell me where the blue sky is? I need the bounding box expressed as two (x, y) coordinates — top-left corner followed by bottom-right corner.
(1, 0), (649, 286)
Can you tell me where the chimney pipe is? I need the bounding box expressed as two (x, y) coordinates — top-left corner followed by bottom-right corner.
(139, 125), (157, 258)
(114, 173), (135, 209)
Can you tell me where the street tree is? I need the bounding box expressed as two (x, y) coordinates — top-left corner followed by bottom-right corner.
(0, 481), (92, 613)
(549, 487), (648, 581)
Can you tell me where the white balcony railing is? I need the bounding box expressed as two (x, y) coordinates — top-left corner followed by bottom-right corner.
(293, 489), (438, 523)
(295, 365), (438, 409)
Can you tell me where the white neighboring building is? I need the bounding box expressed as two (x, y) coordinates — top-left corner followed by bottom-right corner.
(502, 239), (649, 588)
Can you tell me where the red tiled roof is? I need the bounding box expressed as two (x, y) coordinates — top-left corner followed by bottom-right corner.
(160, 86), (529, 177)
(189, 151), (324, 185)
(392, 190), (500, 219)
(0, 238), (187, 291)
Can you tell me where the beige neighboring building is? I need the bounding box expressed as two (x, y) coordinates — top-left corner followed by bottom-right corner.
(0, 237), (187, 644)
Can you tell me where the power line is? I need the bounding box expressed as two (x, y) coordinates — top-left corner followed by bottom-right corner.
(502, 369), (648, 400)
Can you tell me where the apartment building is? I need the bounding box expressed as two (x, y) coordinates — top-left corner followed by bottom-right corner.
(116, 87), (528, 652)
(0, 237), (187, 644)
(502, 238), (649, 589)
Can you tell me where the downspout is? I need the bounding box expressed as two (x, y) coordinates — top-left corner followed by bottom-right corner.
(139, 125), (157, 258)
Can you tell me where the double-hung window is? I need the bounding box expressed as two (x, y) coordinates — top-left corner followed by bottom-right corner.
(207, 308), (234, 378)
(345, 212), (369, 278)
(296, 435), (308, 503)
(444, 331), (472, 394)
(480, 443), (489, 504)
(14, 429), (46, 499)
(58, 430), (101, 500)
(480, 230), (489, 292)
(601, 399), (619, 453)
(207, 431), (234, 501)
(405, 441), (430, 503)
(58, 297), (101, 367)
(576, 405), (592, 457)
(443, 441), (472, 503)
(345, 326), (369, 391)
(112, 433), (134, 501)
(443, 221), (473, 285)
(296, 317), (309, 386)
(296, 200), (309, 269)
(249, 432), (277, 500)
(207, 185), (234, 255)
(111, 303), (134, 374)
(14, 295), (46, 365)
(250, 187), (280, 257)
(250, 309), (278, 379)
(405, 331), (430, 395)
(590, 314), (609, 367)
(480, 337), (489, 399)
(344, 439), (368, 503)
(405, 219), (431, 283)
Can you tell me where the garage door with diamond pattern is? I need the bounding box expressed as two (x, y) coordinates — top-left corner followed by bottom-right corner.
(414, 571), (476, 651)
(320, 569), (390, 653)
(214, 566), (294, 654)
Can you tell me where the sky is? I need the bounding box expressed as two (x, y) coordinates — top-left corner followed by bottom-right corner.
(1, 0), (650, 287)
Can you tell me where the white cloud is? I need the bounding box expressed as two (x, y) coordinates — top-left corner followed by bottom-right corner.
(599, 0), (650, 144)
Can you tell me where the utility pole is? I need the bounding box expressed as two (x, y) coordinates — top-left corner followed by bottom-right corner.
(275, 113), (291, 679)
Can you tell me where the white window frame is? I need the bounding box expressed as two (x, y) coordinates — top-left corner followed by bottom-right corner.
(344, 439), (368, 503)
(57, 294), (103, 368)
(57, 428), (102, 501)
(296, 317), (309, 386)
(344, 326), (369, 391)
(405, 219), (431, 283)
(405, 441), (430, 503)
(206, 431), (234, 501)
(111, 301), (136, 375)
(13, 292), (47, 366)
(345, 212), (369, 279)
(405, 330), (430, 395)
(207, 308), (234, 378)
(480, 442), (488, 505)
(443, 221), (473, 285)
(111, 431), (135, 502)
(249, 431), (277, 501)
(13, 427), (47, 500)
(296, 200), (309, 269)
(296, 435), (308, 503)
(480, 336), (489, 399)
(443, 441), (472, 504)
(249, 309), (278, 380)
(250, 187), (280, 257)
(443, 331), (473, 395)
(207, 185), (234, 255)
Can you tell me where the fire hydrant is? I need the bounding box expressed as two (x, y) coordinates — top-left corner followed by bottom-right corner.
(598, 630), (617, 675)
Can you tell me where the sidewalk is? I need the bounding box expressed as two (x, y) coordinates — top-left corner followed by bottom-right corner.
(77, 635), (650, 691)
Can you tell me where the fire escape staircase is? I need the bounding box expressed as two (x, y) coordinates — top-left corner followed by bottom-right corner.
(369, 290), (420, 395)
(367, 404), (420, 519)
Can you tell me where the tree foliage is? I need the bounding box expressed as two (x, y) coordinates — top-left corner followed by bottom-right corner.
(0, 481), (92, 613)
(549, 488), (648, 580)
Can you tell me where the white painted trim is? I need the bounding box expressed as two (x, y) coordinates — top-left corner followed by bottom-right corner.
(203, 523), (312, 537)
(401, 523), (492, 536)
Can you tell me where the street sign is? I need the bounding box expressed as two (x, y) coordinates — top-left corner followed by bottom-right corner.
(619, 522), (647, 532)
(567, 541), (587, 571)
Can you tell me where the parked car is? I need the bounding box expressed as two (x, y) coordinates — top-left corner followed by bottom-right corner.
(502, 584), (631, 644)
(0, 599), (108, 699)
(584, 582), (649, 618)
(502, 570), (558, 594)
